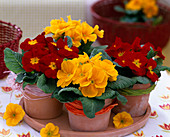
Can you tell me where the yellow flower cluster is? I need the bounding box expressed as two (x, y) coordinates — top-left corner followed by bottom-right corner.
(125, 0), (158, 18)
(57, 52), (118, 98)
(44, 16), (104, 47)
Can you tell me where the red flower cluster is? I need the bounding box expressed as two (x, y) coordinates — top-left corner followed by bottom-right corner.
(21, 33), (79, 79)
(106, 37), (165, 82)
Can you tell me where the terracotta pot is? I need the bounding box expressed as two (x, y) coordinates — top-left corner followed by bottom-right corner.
(91, 0), (170, 48)
(23, 85), (63, 120)
(112, 83), (152, 117)
(66, 99), (116, 131)
(68, 109), (111, 132)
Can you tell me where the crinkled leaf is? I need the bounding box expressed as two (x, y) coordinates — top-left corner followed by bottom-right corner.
(108, 75), (136, 89)
(4, 48), (25, 74)
(154, 58), (163, 66)
(147, 47), (156, 59)
(78, 97), (104, 118)
(114, 5), (125, 13)
(66, 36), (73, 48)
(90, 48), (112, 61)
(96, 88), (116, 100)
(79, 40), (93, 55)
(125, 10), (139, 15)
(132, 76), (150, 84)
(153, 65), (170, 74)
(120, 16), (138, 23)
(58, 87), (83, 96)
(92, 45), (108, 50)
(52, 88), (79, 103)
(152, 15), (163, 26)
(15, 72), (37, 83)
(115, 91), (127, 105)
(37, 74), (56, 93)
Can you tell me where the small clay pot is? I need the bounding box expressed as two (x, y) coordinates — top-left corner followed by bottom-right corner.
(68, 110), (111, 132)
(23, 85), (63, 120)
(112, 83), (151, 117)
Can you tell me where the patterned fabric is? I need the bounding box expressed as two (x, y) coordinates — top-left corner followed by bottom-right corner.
(0, 71), (170, 137)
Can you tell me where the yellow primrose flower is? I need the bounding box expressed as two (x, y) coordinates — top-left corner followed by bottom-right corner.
(79, 66), (108, 97)
(143, 3), (158, 18)
(113, 111), (134, 129)
(67, 15), (81, 27)
(73, 63), (93, 84)
(65, 29), (82, 47)
(74, 52), (90, 65)
(40, 123), (60, 137)
(94, 59), (118, 82)
(57, 60), (77, 88)
(76, 22), (97, 44)
(90, 52), (102, 63)
(3, 103), (25, 126)
(125, 0), (143, 11)
(93, 25), (104, 38)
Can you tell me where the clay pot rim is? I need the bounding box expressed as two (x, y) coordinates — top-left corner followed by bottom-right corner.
(91, 0), (170, 27)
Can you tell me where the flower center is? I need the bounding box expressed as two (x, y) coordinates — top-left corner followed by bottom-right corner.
(132, 59), (141, 68)
(30, 57), (39, 65)
(118, 52), (125, 57)
(113, 45), (116, 48)
(121, 119), (124, 123)
(148, 66), (154, 74)
(28, 40), (38, 45)
(64, 45), (73, 51)
(47, 131), (52, 136)
(91, 80), (95, 84)
(12, 114), (16, 117)
(49, 62), (57, 70)
(122, 60), (125, 63)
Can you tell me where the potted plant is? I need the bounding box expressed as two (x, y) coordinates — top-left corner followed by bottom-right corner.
(104, 36), (170, 117)
(4, 16), (126, 128)
(91, 0), (170, 48)
(43, 16), (127, 132)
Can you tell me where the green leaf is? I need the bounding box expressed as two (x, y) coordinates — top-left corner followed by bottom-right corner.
(4, 48), (26, 74)
(120, 16), (138, 23)
(147, 47), (156, 59)
(118, 84), (156, 96)
(152, 15), (163, 26)
(154, 58), (163, 66)
(125, 10), (139, 15)
(153, 65), (170, 74)
(90, 49), (112, 61)
(79, 40), (93, 55)
(132, 76), (150, 84)
(78, 97), (104, 118)
(37, 74), (56, 93)
(92, 45), (108, 50)
(15, 73), (26, 83)
(58, 87), (83, 96)
(114, 6), (125, 13)
(52, 87), (79, 103)
(116, 92), (127, 105)
(15, 72), (37, 83)
(22, 81), (29, 89)
(96, 88), (116, 100)
(108, 75), (136, 89)
(66, 36), (72, 48)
